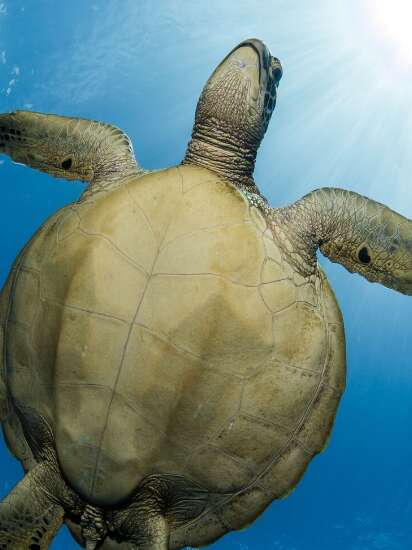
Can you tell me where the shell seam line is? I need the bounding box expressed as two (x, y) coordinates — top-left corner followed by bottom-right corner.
(89, 167), (185, 495)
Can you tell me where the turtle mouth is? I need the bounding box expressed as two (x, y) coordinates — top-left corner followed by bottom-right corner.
(222, 38), (283, 92)
(239, 39), (282, 87)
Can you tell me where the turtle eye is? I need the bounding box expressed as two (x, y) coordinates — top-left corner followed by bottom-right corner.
(357, 246), (371, 264)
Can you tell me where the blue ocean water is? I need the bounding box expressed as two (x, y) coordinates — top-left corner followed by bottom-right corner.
(1, 1), (411, 548)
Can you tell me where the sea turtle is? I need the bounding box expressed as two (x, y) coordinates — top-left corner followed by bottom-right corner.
(0, 37), (411, 550)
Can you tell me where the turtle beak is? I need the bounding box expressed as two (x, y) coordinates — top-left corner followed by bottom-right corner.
(207, 38), (282, 104)
(227, 38), (283, 91)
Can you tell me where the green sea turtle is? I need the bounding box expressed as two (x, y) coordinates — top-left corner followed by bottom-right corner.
(0, 38), (411, 550)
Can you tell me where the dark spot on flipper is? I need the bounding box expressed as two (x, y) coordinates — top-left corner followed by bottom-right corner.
(29, 544), (41, 550)
(4, 135), (9, 141)
(358, 246), (371, 264)
(9, 129), (15, 135)
(61, 158), (72, 170)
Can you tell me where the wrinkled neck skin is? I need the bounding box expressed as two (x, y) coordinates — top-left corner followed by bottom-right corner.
(183, 117), (262, 196)
(182, 39), (280, 201)
(271, 188), (412, 295)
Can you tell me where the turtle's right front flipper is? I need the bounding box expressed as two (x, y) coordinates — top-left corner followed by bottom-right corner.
(0, 110), (143, 192)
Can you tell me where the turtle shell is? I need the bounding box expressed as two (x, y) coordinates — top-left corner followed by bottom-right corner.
(1, 165), (345, 546)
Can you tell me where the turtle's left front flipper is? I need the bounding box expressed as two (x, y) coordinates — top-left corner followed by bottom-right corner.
(0, 110), (143, 191)
(0, 462), (65, 548)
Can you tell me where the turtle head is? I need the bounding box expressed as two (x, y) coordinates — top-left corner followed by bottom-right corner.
(200, 38), (282, 142)
(183, 39), (282, 188)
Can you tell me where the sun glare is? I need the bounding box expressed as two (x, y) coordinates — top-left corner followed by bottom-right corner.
(366, 0), (412, 69)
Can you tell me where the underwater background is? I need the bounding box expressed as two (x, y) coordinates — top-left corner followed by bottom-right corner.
(1, 1), (412, 548)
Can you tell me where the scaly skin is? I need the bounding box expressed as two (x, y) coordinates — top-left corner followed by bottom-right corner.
(272, 188), (412, 294)
(0, 111), (142, 195)
(183, 39), (282, 197)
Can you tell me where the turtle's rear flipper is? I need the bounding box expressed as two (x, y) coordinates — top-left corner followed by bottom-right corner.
(0, 110), (142, 191)
(111, 476), (170, 550)
(0, 461), (64, 548)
